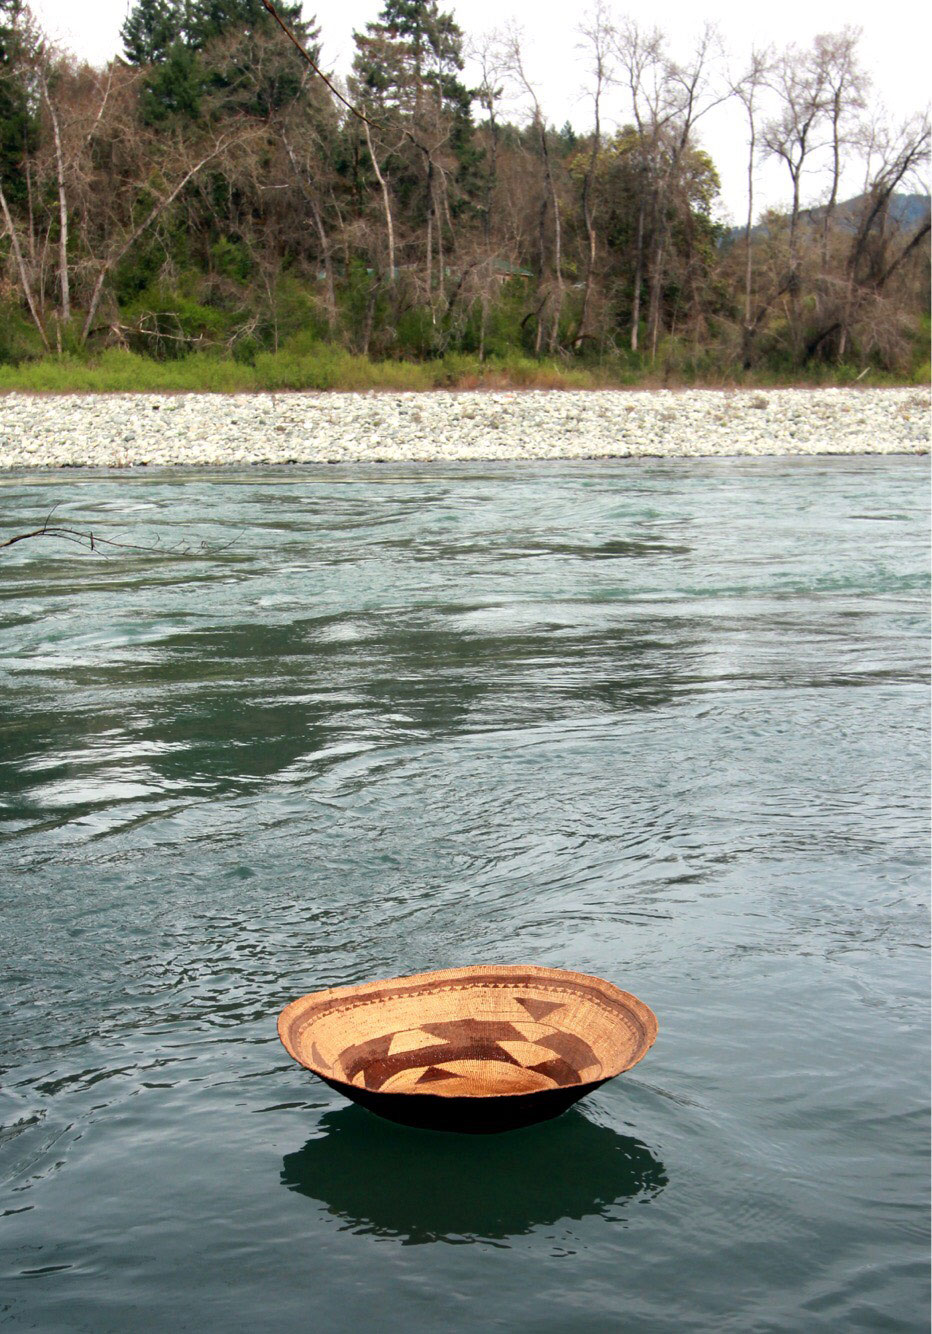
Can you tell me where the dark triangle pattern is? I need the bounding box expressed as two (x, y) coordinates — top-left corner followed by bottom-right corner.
(517, 997), (565, 1022)
(529, 1057), (580, 1086)
(415, 1065), (462, 1085)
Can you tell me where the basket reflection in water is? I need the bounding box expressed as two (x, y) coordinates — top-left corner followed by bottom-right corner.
(277, 965), (658, 1133)
(281, 1105), (668, 1244)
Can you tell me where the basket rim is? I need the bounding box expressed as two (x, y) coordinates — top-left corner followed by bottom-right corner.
(277, 964), (658, 1100)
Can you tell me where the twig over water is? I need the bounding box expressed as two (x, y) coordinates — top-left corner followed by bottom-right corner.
(1, 504), (241, 557)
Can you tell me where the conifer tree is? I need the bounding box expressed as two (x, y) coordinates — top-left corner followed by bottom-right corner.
(122, 0), (318, 122)
(194, 0), (319, 121)
(121, 0), (178, 66)
(184, 0), (305, 53)
(0, 0), (38, 203)
(350, 0), (476, 225)
(352, 0), (470, 128)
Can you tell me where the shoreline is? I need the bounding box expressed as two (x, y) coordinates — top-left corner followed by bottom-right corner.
(1, 386), (928, 469)
(0, 380), (921, 397)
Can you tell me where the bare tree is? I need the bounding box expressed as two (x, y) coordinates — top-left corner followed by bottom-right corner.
(504, 29), (564, 354)
(38, 67), (71, 326)
(813, 29), (866, 269)
(612, 20), (667, 353)
(575, 3), (613, 350)
(472, 32), (504, 247)
(82, 122), (260, 344)
(827, 114), (930, 363)
(280, 129), (338, 331)
(645, 25), (725, 360)
(732, 46), (772, 366)
(764, 45), (829, 271)
(362, 117), (397, 287)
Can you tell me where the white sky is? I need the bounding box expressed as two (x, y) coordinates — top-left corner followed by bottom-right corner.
(29, 0), (931, 223)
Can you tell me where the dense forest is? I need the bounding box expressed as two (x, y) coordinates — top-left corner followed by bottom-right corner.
(0, 0), (928, 386)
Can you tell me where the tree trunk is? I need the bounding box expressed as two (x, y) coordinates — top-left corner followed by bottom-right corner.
(42, 78), (71, 326)
(0, 182), (50, 351)
(539, 123), (563, 354)
(283, 137), (336, 332)
(24, 146), (36, 263)
(425, 205), (433, 306)
(363, 121), (395, 283)
(821, 100), (842, 271)
(576, 103), (599, 351)
(484, 115), (498, 245)
(309, 197), (337, 333)
(630, 198), (645, 352)
(576, 193), (597, 348)
(742, 117), (755, 361)
(435, 197), (444, 310)
(361, 281), (378, 357)
(647, 229), (665, 362)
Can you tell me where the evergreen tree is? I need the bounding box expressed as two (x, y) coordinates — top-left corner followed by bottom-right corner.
(184, 0), (304, 51)
(121, 0), (178, 66)
(352, 0), (470, 126)
(139, 41), (205, 122)
(197, 0), (319, 121)
(351, 0), (476, 210)
(122, 0), (318, 122)
(0, 0), (38, 203)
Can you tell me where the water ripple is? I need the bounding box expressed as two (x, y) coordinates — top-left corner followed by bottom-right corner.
(0, 457), (928, 1331)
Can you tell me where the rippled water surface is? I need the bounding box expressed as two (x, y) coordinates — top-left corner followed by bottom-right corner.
(1, 457), (929, 1331)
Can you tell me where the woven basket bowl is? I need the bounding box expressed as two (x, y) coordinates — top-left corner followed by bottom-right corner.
(278, 965), (658, 1133)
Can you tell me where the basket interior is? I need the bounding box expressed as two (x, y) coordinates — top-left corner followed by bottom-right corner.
(281, 969), (654, 1098)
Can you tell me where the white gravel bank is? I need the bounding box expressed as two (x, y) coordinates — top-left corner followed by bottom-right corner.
(0, 387), (927, 468)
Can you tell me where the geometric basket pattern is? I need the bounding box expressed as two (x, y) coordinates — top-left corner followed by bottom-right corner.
(279, 965), (657, 1102)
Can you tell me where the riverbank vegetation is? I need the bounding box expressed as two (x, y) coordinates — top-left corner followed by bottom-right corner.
(0, 0), (928, 390)
(0, 345), (927, 394)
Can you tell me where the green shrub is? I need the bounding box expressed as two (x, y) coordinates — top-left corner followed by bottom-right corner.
(396, 305), (438, 359)
(272, 278), (332, 346)
(210, 237), (252, 282)
(121, 285), (231, 359)
(0, 302), (45, 366)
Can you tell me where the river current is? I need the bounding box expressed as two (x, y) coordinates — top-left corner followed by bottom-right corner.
(0, 457), (928, 1331)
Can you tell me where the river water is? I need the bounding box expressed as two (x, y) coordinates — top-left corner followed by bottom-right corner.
(0, 457), (928, 1331)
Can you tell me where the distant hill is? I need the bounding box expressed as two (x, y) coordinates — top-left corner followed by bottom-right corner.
(725, 192), (931, 245)
(829, 192), (931, 231)
(890, 193), (932, 228)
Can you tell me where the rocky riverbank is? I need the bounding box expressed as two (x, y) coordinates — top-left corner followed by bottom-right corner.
(0, 387), (928, 468)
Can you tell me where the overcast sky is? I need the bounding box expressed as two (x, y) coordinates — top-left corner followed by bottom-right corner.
(28, 0), (931, 222)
